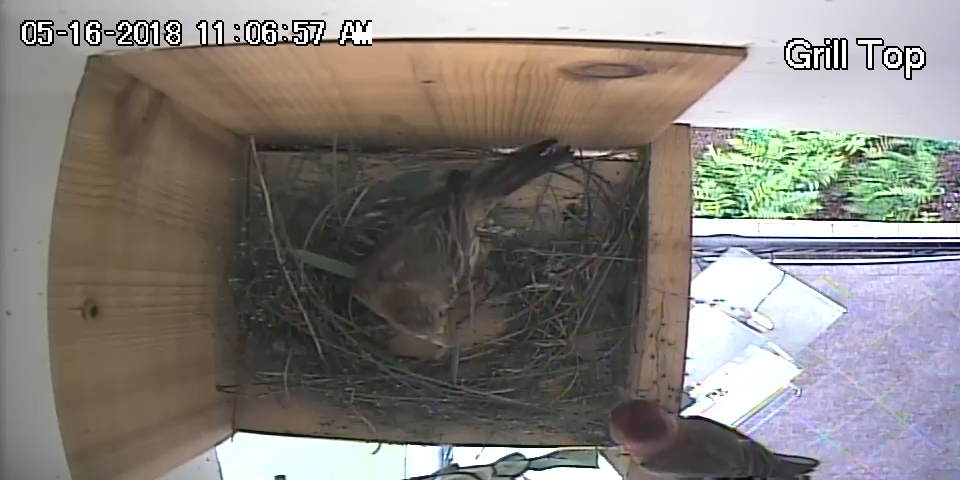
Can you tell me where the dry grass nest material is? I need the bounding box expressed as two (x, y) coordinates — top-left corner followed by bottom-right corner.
(228, 138), (650, 443)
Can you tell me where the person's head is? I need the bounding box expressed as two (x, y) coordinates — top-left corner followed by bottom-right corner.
(609, 399), (675, 445)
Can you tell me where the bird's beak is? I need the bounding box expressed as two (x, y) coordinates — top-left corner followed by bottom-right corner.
(429, 333), (453, 348)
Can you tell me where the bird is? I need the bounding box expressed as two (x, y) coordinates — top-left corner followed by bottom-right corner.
(608, 398), (820, 479)
(352, 139), (575, 352)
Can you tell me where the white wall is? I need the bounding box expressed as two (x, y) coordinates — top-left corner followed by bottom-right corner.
(1, 14), (87, 480)
(214, 433), (441, 480)
(160, 450), (223, 480)
(2, 0), (957, 478)
(156, 436), (442, 480)
(6, 0), (959, 138)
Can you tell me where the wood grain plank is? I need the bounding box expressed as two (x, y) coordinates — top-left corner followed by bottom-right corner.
(236, 394), (582, 446)
(109, 40), (745, 149)
(630, 124), (693, 410)
(619, 124), (693, 480)
(48, 56), (244, 480)
(49, 40), (729, 453)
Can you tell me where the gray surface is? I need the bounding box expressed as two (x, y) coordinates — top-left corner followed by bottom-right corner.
(756, 273), (847, 356)
(683, 305), (770, 387)
(743, 262), (960, 479)
(691, 248), (786, 309)
(691, 248), (847, 358)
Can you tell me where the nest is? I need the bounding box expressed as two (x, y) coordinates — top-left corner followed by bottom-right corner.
(228, 137), (650, 443)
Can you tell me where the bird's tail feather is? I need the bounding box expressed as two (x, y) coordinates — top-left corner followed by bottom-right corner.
(464, 139), (575, 202)
(775, 453), (820, 474)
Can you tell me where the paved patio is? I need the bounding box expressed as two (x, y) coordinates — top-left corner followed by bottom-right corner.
(744, 261), (960, 479)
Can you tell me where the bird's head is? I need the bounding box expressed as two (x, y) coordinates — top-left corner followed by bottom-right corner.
(424, 309), (455, 348)
(354, 278), (453, 347)
(392, 306), (451, 348)
(389, 298), (453, 349)
(609, 399), (677, 451)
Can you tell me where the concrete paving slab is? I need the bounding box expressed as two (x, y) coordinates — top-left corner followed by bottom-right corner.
(755, 261), (960, 473)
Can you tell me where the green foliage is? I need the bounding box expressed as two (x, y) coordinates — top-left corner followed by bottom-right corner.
(840, 139), (945, 221)
(916, 137), (960, 155)
(693, 129), (880, 219)
(694, 128), (952, 221)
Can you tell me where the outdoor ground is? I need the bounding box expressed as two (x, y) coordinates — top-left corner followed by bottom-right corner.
(690, 127), (960, 222)
(745, 261), (960, 479)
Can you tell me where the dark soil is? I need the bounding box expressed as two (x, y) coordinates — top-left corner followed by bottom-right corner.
(931, 153), (960, 222)
(811, 154), (867, 221)
(690, 127), (960, 222)
(811, 185), (856, 220)
(691, 126), (736, 161)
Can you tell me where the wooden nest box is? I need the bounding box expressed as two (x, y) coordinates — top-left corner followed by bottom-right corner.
(48, 39), (745, 479)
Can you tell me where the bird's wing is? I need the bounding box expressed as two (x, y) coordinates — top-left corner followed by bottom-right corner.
(688, 416), (779, 476)
(684, 415), (757, 442)
(684, 416), (819, 477)
(635, 427), (743, 477)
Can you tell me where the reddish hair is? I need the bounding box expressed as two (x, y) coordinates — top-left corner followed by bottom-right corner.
(609, 399), (670, 443)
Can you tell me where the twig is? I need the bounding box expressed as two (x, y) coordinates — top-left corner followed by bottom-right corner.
(233, 142), (647, 440)
(351, 406), (377, 434)
(450, 275), (475, 384)
(332, 135), (339, 196)
(346, 388), (378, 433)
(248, 136), (325, 359)
(282, 348), (293, 402)
(337, 187), (369, 242)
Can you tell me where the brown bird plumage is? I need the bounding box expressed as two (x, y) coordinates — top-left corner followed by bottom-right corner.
(352, 139), (575, 348)
(609, 399), (820, 479)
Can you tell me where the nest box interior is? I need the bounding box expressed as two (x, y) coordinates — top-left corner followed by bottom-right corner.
(47, 39), (745, 479)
